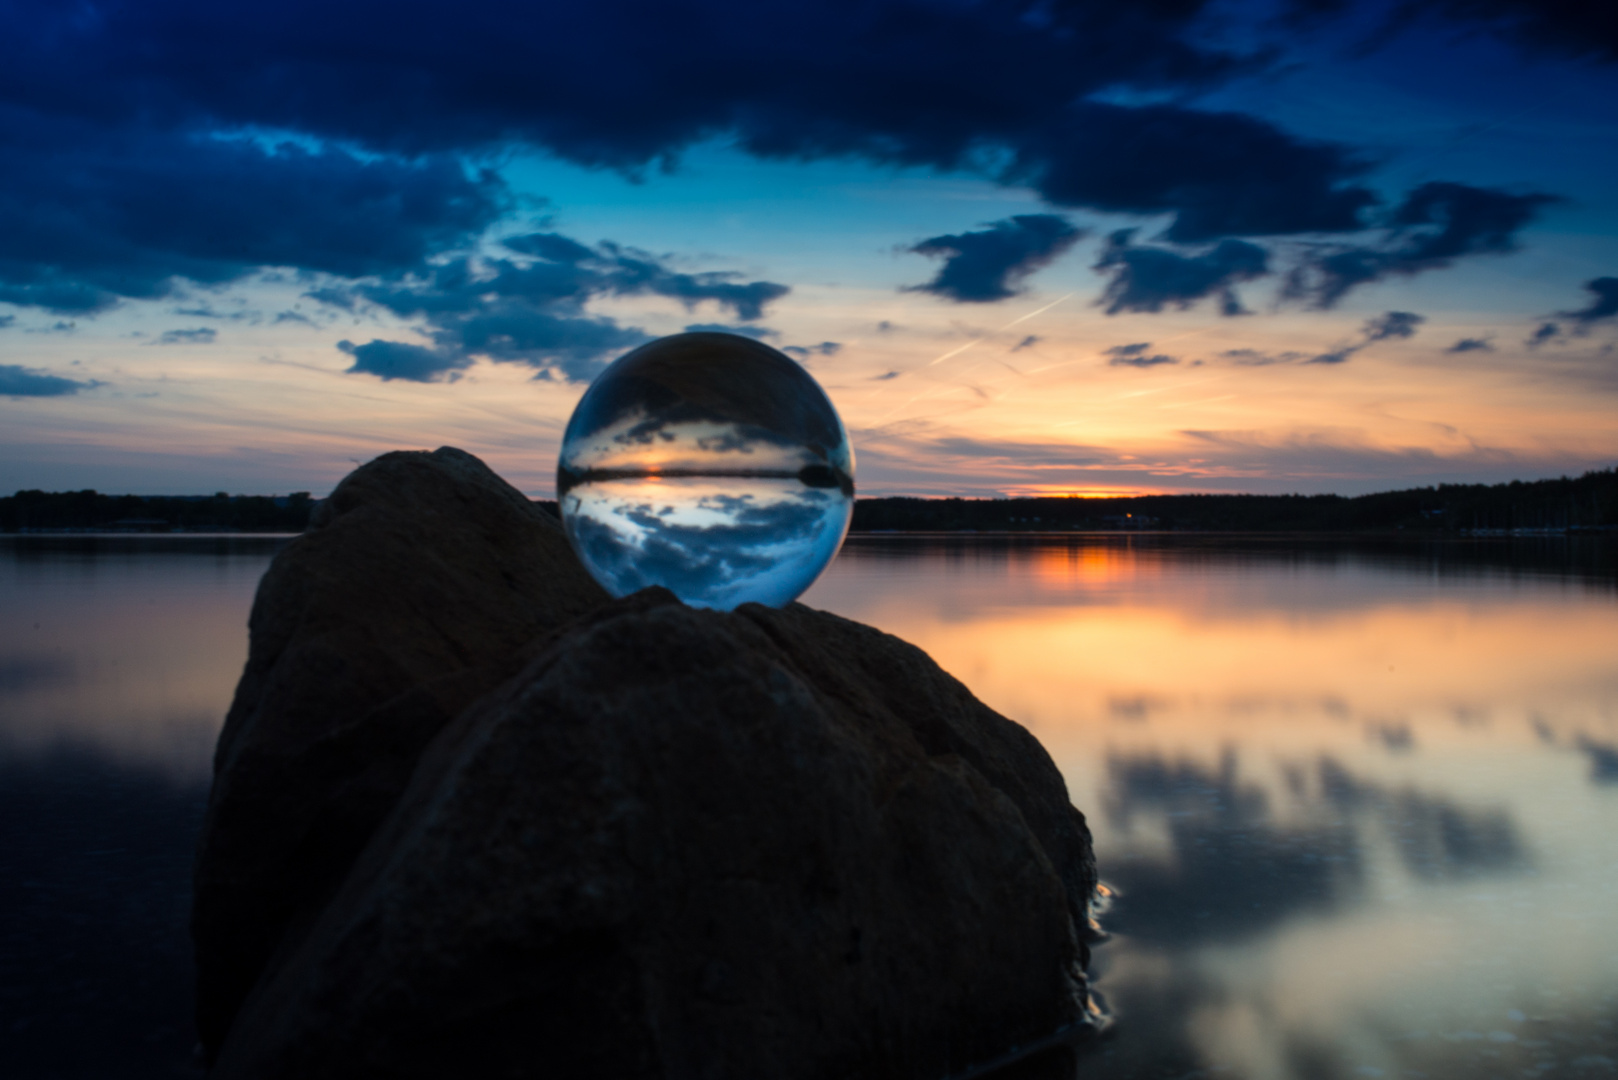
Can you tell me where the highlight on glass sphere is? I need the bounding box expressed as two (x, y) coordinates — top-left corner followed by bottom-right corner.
(557, 331), (855, 611)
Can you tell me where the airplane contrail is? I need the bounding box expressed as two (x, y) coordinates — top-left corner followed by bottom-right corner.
(919, 292), (1076, 370)
(872, 292), (1077, 424)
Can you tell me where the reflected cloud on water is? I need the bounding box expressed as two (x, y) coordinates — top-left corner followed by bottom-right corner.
(1313, 756), (1527, 880)
(804, 535), (1618, 1080)
(1102, 750), (1364, 944)
(3, 532), (1616, 1079)
(1576, 737), (1618, 785)
(1101, 745), (1530, 943)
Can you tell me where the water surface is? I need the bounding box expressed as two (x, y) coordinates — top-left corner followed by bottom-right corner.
(805, 535), (1618, 1080)
(3, 532), (1615, 1078)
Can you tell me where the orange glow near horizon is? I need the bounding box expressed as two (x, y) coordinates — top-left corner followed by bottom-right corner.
(807, 539), (1618, 759)
(2, 281), (1616, 496)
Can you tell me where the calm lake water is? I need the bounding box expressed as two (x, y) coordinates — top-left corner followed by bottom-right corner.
(3, 533), (1616, 1079)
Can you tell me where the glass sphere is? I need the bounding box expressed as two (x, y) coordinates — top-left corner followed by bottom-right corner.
(557, 332), (855, 610)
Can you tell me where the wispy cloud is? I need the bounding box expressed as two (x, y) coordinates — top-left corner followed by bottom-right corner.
(155, 327), (218, 345)
(1106, 343), (1180, 368)
(1311, 311), (1424, 365)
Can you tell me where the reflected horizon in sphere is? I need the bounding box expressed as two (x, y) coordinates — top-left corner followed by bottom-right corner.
(557, 332), (855, 610)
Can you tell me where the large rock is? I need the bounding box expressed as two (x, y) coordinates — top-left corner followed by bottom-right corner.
(196, 448), (1099, 1078)
(193, 447), (609, 1056)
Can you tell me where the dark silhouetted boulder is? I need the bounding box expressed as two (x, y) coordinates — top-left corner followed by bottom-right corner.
(192, 447), (609, 1057)
(196, 448), (1098, 1079)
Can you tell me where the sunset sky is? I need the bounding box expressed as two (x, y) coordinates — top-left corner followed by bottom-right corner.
(2, 0), (1615, 497)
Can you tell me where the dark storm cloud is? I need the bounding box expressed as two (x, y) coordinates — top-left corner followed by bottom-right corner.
(907, 215), (1083, 303)
(0, 112), (507, 314)
(1105, 343), (1179, 367)
(1447, 337), (1494, 353)
(1008, 102), (1378, 243)
(1296, 0), (1618, 64)
(1286, 183), (1559, 308)
(0, 0), (1393, 250)
(318, 235), (787, 382)
(0, 364), (99, 398)
(1311, 310), (1424, 364)
(1094, 230), (1270, 316)
(0, 0), (1573, 338)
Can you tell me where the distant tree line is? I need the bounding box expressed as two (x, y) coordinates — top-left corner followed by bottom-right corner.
(850, 467), (1618, 533)
(5, 468), (1616, 534)
(0, 490), (316, 532)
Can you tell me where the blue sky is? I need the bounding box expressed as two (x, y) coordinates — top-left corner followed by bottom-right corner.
(2, 0), (1616, 496)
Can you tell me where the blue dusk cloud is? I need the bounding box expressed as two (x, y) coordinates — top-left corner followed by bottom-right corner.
(1562, 277), (1618, 324)
(0, 0), (1519, 259)
(1527, 321), (1563, 348)
(1354, 1), (1618, 63)
(317, 233), (787, 383)
(783, 342), (842, 358)
(907, 215), (1083, 303)
(1095, 231), (1270, 316)
(1105, 343), (1179, 367)
(1287, 183), (1559, 308)
(337, 340), (471, 383)
(1523, 276), (1618, 347)
(0, 0), (1595, 345)
(1311, 311), (1425, 365)
(1446, 337), (1494, 353)
(0, 111), (507, 313)
(0, 364), (99, 398)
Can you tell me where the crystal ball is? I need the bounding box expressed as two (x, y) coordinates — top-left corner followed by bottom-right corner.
(557, 332), (855, 610)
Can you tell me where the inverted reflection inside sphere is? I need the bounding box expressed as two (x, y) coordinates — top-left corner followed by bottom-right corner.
(558, 332), (855, 610)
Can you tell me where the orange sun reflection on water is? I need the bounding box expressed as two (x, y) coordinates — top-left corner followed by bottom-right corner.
(805, 535), (1618, 1080)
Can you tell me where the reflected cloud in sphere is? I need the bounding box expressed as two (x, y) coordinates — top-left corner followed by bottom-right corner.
(558, 332), (854, 609)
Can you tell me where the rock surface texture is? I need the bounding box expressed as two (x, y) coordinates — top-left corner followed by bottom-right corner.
(195, 447), (1099, 1079)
